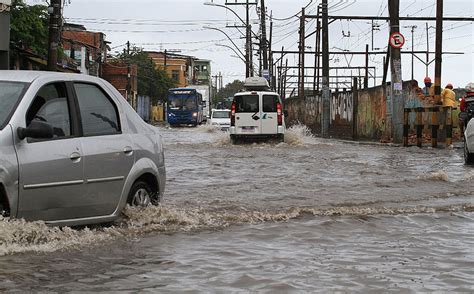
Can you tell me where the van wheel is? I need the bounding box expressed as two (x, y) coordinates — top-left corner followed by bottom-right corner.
(278, 134), (285, 143)
(464, 138), (474, 165)
(128, 181), (153, 207)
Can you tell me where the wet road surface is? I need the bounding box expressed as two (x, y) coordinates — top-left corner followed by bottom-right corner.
(0, 125), (473, 292)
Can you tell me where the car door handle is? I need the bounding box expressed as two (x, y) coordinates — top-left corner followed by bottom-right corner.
(123, 146), (133, 155)
(70, 152), (81, 162)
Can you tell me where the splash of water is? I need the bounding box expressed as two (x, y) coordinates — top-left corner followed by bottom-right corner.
(1, 203), (472, 256)
(284, 124), (314, 145)
(419, 170), (450, 182)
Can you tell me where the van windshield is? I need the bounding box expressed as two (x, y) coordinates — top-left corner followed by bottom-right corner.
(234, 95), (259, 113)
(0, 82), (27, 130)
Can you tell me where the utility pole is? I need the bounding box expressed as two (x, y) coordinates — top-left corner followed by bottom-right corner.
(298, 7), (305, 99)
(425, 22), (429, 77)
(47, 0), (62, 71)
(260, 0), (268, 73)
(313, 20), (321, 94)
(434, 0), (443, 106)
(364, 44), (369, 88)
(0, 1), (10, 70)
(389, 0), (403, 143)
(246, 0), (252, 77)
(321, 0), (330, 138)
(126, 41), (132, 106)
(408, 25), (417, 80)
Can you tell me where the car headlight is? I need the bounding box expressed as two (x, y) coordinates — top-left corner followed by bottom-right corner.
(192, 112), (198, 117)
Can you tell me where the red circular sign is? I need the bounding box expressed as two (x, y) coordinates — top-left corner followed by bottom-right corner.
(389, 32), (405, 49)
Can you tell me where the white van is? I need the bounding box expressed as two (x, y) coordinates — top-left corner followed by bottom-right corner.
(229, 77), (285, 144)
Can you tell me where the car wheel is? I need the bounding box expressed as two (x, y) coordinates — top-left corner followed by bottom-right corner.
(464, 137), (474, 165)
(128, 181), (153, 207)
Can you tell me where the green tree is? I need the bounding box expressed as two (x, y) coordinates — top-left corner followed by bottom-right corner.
(10, 0), (49, 57)
(215, 80), (244, 104)
(120, 48), (176, 104)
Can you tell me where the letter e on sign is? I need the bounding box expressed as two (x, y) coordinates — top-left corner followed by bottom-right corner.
(389, 32), (405, 49)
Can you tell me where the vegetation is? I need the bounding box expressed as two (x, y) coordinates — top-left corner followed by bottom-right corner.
(214, 80), (245, 104)
(9, 0), (49, 57)
(119, 47), (176, 103)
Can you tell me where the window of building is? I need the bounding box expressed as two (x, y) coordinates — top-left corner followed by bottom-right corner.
(172, 70), (180, 82)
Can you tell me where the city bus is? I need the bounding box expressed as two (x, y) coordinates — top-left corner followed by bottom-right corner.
(167, 88), (204, 126)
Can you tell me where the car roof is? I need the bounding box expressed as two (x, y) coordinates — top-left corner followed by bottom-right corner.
(0, 70), (100, 83)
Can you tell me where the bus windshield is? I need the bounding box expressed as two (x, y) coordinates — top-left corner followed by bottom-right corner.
(168, 91), (198, 111)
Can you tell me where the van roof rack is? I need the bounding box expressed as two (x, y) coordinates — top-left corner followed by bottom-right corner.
(243, 77), (270, 91)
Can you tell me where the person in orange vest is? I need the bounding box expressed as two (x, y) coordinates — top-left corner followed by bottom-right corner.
(441, 83), (457, 107)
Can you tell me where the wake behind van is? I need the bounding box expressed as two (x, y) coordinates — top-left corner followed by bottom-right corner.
(229, 77), (285, 144)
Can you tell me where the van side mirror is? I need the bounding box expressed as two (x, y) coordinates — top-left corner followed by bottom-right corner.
(17, 121), (54, 140)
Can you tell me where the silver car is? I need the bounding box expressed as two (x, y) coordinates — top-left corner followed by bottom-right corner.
(0, 71), (166, 226)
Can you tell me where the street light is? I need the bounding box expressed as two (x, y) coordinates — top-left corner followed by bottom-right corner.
(203, 1), (257, 77)
(203, 26), (245, 59)
(215, 43), (246, 64)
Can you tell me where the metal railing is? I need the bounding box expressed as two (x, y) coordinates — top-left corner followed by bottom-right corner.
(403, 106), (455, 147)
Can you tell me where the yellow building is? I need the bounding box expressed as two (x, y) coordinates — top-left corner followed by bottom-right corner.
(147, 51), (190, 87)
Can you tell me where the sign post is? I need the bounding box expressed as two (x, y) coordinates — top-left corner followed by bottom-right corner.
(389, 32), (406, 49)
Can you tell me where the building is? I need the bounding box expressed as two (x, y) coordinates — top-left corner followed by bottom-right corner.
(193, 59), (211, 85)
(146, 51), (195, 87)
(102, 61), (138, 107)
(61, 23), (109, 76)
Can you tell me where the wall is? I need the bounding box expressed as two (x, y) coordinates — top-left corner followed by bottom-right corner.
(286, 81), (419, 141)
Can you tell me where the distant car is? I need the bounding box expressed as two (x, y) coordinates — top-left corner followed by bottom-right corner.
(229, 77), (285, 144)
(0, 71), (166, 226)
(210, 109), (231, 130)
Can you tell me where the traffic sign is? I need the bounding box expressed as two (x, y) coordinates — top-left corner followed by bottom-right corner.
(389, 32), (405, 49)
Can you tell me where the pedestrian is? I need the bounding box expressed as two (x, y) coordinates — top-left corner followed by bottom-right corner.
(441, 83), (457, 107)
(422, 77), (436, 104)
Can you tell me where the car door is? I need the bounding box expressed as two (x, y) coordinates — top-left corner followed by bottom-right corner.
(73, 82), (134, 216)
(16, 82), (85, 221)
(261, 94), (279, 134)
(234, 94), (261, 135)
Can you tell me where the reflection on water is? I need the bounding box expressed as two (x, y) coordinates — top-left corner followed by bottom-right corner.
(0, 124), (473, 291)
(1, 213), (473, 292)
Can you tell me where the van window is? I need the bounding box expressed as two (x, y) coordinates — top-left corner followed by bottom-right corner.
(263, 95), (279, 112)
(234, 95), (259, 113)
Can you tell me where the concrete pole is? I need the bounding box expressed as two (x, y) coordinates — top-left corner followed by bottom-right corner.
(321, 0), (331, 138)
(47, 0), (62, 71)
(0, 1), (10, 70)
(298, 7), (305, 99)
(389, 0), (404, 143)
(260, 0), (268, 72)
(434, 0), (443, 105)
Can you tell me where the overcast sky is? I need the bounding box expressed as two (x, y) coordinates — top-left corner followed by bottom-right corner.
(27, 0), (474, 88)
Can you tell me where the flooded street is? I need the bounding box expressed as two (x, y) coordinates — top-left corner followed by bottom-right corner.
(1, 125), (473, 292)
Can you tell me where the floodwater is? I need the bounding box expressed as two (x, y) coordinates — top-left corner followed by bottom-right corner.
(0, 125), (473, 292)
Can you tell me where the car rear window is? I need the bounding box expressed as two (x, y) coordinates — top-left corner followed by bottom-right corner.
(263, 95), (279, 112)
(212, 111), (230, 118)
(234, 95), (259, 113)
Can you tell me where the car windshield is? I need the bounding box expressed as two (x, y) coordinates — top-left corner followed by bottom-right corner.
(168, 92), (197, 110)
(212, 111), (230, 118)
(0, 82), (27, 129)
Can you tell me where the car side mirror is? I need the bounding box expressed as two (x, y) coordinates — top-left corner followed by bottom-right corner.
(17, 121), (54, 140)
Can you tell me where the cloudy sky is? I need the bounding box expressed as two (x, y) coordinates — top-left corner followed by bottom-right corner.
(27, 0), (473, 88)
